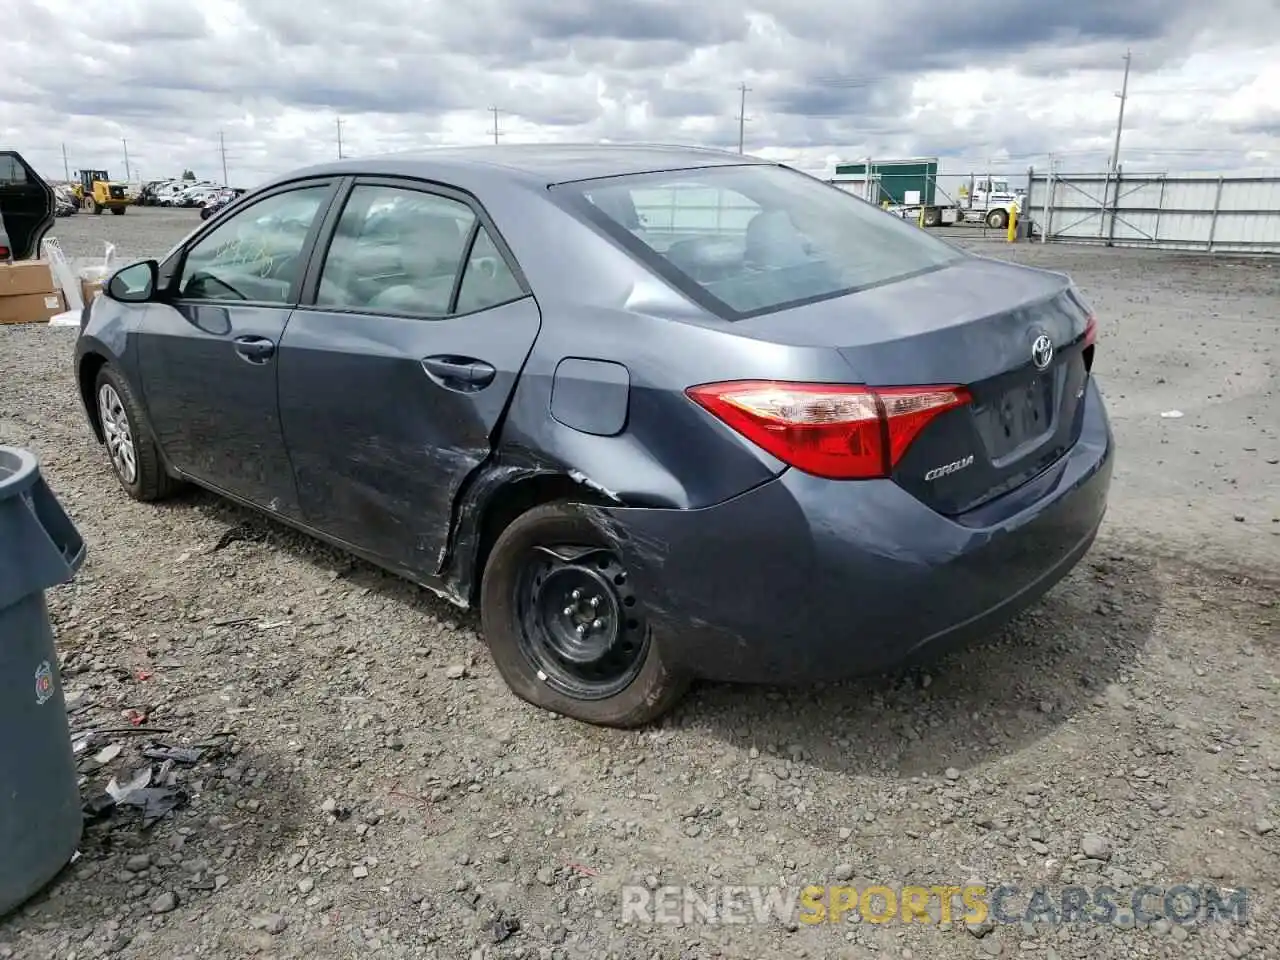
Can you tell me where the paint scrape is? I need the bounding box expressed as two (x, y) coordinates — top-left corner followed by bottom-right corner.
(567, 470), (619, 501)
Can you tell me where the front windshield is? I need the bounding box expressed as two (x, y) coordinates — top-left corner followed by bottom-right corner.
(564, 163), (967, 319)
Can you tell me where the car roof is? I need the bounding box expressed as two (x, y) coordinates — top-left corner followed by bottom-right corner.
(269, 143), (776, 190)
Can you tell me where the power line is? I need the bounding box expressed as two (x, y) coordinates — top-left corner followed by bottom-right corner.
(813, 76), (880, 89)
(489, 106), (502, 145)
(736, 82), (751, 154)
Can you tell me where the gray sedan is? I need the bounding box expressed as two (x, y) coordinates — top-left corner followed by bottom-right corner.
(73, 144), (1113, 727)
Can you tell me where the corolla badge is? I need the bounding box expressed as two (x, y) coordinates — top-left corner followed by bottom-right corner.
(924, 454), (974, 481)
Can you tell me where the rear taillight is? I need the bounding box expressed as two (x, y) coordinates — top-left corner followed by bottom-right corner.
(1082, 314), (1098, 374)
(0, 245), (9, 260)
(686, 380), (972, 480)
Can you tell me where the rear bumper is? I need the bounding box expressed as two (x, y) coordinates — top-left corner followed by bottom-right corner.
(595, 378), (1114, 684)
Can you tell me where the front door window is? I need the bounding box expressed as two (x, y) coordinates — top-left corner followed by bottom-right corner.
(178, 186), (330, 304)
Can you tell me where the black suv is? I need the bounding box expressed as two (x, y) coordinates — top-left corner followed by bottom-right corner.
(0, 151), (56, 262)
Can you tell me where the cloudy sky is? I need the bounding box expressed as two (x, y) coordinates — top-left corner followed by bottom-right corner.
(5, 0), (1279, 188)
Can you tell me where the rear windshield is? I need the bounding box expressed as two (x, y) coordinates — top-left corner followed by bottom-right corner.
(562, 164), (967, 319)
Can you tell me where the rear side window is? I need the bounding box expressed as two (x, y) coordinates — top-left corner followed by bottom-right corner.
(564, 164), (966, 319)
(317, 185), (475, 316)
(0, 155), (28, 185)
(454, 226), (523, 314)
(316, 184), (524, 317)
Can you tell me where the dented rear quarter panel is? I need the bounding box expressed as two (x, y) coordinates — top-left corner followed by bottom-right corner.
(475, 180), (859, 512)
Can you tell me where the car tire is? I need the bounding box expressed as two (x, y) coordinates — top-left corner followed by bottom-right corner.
(986, 208), (1008, 229)
(480, 502), (690, 728)
(93, 366), (183, 502)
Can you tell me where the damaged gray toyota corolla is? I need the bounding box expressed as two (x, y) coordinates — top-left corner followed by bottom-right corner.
(73, 144), (1114, 728)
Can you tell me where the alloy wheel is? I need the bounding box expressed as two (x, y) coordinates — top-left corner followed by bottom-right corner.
(98, 383), (138, 485)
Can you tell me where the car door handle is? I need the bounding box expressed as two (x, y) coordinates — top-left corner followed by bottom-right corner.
(233, 335), (276, 363)
(420, 355), (496, 391)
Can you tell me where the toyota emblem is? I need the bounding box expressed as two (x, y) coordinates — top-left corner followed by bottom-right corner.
(1031, 334), (1054, 371)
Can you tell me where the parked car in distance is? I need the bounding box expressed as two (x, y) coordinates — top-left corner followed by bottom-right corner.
(137, 179), (180, 206)
(175, 182), (221, 207)
(152, 180), (217, 206)
(153, 182), (189, 206)
(72, 144), (1114, 727)
(0, 150), (56, 261)
(54, 183), (78, 217)
(199, 188), (243, 219)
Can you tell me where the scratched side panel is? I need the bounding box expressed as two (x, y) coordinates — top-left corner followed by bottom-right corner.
(276, 297), (542, 579)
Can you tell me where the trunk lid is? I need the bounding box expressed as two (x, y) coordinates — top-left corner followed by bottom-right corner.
(731, 256), (1095, 514)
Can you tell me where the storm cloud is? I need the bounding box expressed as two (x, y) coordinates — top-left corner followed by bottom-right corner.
(4, 0), (1277, 186)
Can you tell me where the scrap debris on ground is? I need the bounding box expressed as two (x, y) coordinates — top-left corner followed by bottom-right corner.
(0, 213), (1277, 959)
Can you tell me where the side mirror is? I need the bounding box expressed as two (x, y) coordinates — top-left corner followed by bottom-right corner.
(106, 259), (159, 303)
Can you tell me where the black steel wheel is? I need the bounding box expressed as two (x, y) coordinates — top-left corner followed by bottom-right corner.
(480, 502), (689, 727)
(515, 547), (649, 701)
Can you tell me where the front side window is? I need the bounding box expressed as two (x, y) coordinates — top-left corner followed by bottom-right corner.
(565, 164), (967, 319)
(178, 185), (330, 304)
(316, 185), (477, 315)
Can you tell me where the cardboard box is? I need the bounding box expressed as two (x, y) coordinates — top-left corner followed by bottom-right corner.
(0, 291), (67, 325)
(80, 277), (104, 305)
(0, 260), (57, 298)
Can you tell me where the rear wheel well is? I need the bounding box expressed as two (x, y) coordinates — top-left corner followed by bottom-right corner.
(79, 353), (109, 442)
(469, 474), (613, 606)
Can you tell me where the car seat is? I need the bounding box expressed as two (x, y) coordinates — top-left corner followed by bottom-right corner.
(744, 209), (812, 269)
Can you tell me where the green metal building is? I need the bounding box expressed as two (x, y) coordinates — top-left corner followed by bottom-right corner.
(833, 158), (939, 206)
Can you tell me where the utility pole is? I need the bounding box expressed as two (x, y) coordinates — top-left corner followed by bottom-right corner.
(736, 82), (751, 154)
(488, 107), (502, 145)
(219, 130), (229, 185)
(61, 143), (70, 183)
(336, 117), (345, 159)
(1109, 49), (1131, 172)
(122, 138), (131, 181)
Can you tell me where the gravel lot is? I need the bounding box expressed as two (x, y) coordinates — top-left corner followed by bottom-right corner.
(0, 207), (1277, 960)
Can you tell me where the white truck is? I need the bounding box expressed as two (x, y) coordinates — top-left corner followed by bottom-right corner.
(831, 159), (1024, 229)
(883, 174), (1025, 229)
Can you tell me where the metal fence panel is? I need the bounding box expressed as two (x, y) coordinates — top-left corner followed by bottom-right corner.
(1027, 171), (1280, 253)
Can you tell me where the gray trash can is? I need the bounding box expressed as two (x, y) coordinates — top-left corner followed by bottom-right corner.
(0, 446), (86, 917)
